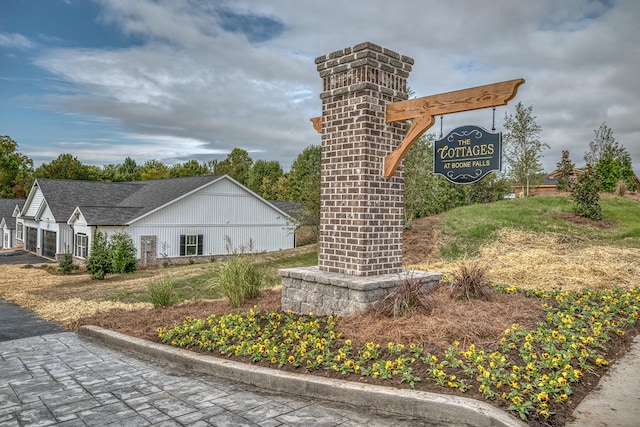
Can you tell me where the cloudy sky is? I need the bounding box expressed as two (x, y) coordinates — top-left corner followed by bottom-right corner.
(1, 0), (638, 173)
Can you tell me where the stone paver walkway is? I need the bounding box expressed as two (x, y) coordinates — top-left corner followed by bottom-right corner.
(0, 332), (444, 426)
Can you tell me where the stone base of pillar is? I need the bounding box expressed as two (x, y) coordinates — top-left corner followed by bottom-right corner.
(279, 266), (442, 317)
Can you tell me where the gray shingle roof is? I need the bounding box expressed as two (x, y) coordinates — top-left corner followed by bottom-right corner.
(34, 176), (223, 225)
(0, 199), (25, 229)
(269, 200), (304, 223)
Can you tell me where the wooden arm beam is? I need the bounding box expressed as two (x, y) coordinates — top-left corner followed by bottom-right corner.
(383, 78), (524, 177)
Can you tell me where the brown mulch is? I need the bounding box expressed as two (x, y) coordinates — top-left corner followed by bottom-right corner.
(552, 211), (616, 228)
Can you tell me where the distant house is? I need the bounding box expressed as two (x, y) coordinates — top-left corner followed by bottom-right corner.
(513, 168), (640, 197)
(16, 176), (296, 265)
(513, 168), (582, 197)
(0, 199), (26, 250)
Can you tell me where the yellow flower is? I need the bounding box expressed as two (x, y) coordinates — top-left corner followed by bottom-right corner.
(288, 355), (296, 364)
(344, 339), (352, 346)
(511, 396), (523, 405)
(595, 357), (608, 366)
(537, 391), (549, 403)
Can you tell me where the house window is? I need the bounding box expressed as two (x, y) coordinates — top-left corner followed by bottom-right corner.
(76, 234), (88, 258)
(16, 223), (22, 240)
(180, 234), (203, 256)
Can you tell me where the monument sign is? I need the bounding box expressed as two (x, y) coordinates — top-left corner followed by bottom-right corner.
(434, 125), (502, 184)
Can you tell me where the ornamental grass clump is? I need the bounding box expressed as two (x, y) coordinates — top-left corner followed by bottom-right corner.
(217, 255), (264, 308)
(375, 275), (434, 317)
(448, 260), (492, 301)
(148, 275), (176, 308)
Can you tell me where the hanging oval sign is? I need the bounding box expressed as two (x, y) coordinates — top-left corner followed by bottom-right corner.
(433, 125), (502, 184)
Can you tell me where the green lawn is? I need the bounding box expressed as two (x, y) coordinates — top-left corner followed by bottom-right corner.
(440, 196), (640, 259)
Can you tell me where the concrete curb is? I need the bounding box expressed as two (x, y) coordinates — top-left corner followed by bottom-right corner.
(78, 325), (527, 427)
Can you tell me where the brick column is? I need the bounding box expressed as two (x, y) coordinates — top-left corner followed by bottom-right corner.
(315, 42), (413, 276)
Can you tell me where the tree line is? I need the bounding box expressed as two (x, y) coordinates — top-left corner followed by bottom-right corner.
(1, 104), (635, 228)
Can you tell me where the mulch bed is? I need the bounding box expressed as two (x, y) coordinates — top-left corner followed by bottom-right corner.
(74, 287), (639, 427)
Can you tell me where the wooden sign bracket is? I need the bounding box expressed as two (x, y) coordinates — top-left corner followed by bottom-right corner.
(309, 78), (524, 178)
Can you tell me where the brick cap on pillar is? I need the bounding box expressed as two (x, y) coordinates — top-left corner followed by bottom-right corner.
(315, 41), (414, 100)
(315, 41), (414, 68)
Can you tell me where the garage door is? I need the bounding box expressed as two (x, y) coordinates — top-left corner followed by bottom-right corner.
(25, 227), (37, 252)
(42, 230), (57, 259)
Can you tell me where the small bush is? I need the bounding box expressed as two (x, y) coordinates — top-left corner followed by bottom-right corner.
(448, 261), (492, 301)
(58, 251), (75, 275)
(85, 231), (111, 280)
(148, 275), (176, 308)
(110, 232), (137, 273)
(218, 255), (264, 308)
(571, 163), (603, 220)
(376, 275), (433, 318)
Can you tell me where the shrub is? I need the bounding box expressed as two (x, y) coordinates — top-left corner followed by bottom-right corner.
(85, 231), (111, 280)
(217, 255), (264, 308)
(376, 275), (433, 318)
(148, 275), (176, 308)
(571, 163), (603, 220)
(448, 260), (492, 301)
(110, 232), (137, 273)
(58, 251), (75, 275)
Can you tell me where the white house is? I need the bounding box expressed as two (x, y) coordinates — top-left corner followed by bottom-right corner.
(17, 176), (297, 265)
(0, 199), (25, 250)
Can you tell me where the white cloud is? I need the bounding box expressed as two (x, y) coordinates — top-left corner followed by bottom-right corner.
(26, 0), (640, 172)
(0, 32), (36, 49)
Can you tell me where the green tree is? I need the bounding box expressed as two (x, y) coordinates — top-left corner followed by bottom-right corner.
(502, 102), (547, 197)
(214, 148), (254, 185)
(585, 123), (637, 192)
(169, 159), (210, 178)
(110, 232), (137, 273)
(404, 133), (434, 225)
(555, 150), (576, 192)
(571, 163), (602, 220)
(261, 175), (290, 201)
(35, 153), (94, 181)
(247, 160), (284, 195)
(139, 159), (169, 180)
(0, 135), (34, 198)
(85, 231), (111, 280)
(466, 172), (510, 204)
(101, 157), (140, 182)
(288, 145), (321, 233)
(119, 157), (141, 181)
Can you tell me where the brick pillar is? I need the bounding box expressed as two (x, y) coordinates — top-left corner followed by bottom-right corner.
(315, 42), (413, 277)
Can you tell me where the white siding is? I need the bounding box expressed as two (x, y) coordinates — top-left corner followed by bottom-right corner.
(57, 225), (74, 254)
(2, 228), (11, 249)
(126, 178), (295, 257)
(25, 188), (44, 218)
